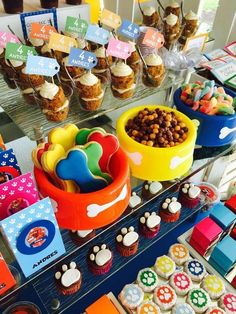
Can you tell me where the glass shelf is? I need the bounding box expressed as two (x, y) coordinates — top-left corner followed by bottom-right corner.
(0, 71), (183, 141)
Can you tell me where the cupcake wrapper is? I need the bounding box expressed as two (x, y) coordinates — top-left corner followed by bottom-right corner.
(159, 210), (180, 223)
(116, 242), (138, 257)
(178, 194), (200, 209)
(71, 231), (96, 246)
(88, 258), (113, 275)
(57, 280), (81, 296)
(139, 224), (160, 239)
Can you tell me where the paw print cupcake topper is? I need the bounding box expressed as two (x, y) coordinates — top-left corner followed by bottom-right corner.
(116, 226), (139, 257)
(159, 197), (181, 222)
(187, 288), (210, 313)
(119, 284), (144, 310)
(137, 268), (158, 292)
(169, 243), (189, 265)
(220, 293), (236, 313)
(55, 261), (81, 295)
(137, 301), (161, 314)
(88, 244), (113, 275)
(155, 255), (176, 279)
(202, 275), (225, 299)
(139, 211), (161, 238)
(154, 284), (177, 311)
(185, 259), (206, 282)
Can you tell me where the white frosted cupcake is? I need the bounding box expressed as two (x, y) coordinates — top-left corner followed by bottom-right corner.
(142, 6), (159, 27)
(111, 62), (135, 99)
(143, 53), (165, 87)
(164, 13), (180, 48)
(92, 46), (112, 83)
(76, 71), (104, 111)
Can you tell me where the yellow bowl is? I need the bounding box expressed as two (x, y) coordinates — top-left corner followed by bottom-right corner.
(116, 105), (197, 181)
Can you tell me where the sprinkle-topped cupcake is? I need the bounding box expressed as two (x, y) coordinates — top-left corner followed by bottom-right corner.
(137, 268), (158, 292)
(179, 182), (201, 208)
(202, 275), (225, 299)
(116, 226), (139, 257)
(155, 255), (176, 279)
(172, 303), (195, 314)
(142, 181), (163, 200)
(169, 243), (190, 265)
(170, 271), (192, 296)
(184, 259), (206, 282)
(154, 284), (177, 310)
(187, 288), (210, 313)
(139, 211), (161, 238)
(206, 307), (226, 314)
(119, 284), (144, 310)
(137, 301), (161, 314)
(219, 293), (236, 313)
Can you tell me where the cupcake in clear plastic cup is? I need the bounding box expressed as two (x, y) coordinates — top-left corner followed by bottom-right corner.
(198, 182), (220, 212)
(40, 0), (58, 9)
(142, 53), (165, 87)
(3, 301), (41, 314)
(74, 71), (106, 111)
(111, 62), (135, 99)
(2, 0), (23, 14)
(36, 81), (73, 122)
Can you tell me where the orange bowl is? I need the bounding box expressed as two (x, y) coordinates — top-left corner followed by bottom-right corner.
(34, 148), (131, 230)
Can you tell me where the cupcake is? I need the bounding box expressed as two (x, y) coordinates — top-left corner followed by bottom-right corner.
(137, 268), (158, 292)
(119, 284), (144, 310)
(154, 285), (177, 311)
(206, 307), (226, 314)
(178, 182), (201, 208)
(3, 302), (41, 314)
(87, 244), (113, 275)
(142, 181), (163, 200)
(168, 243), (190, 266)
(60, 55), (85, 83)
(159, 197), (182, 222)
(126, 42), (141, 78)
(26, 38), (44, 54)
(154, 255), (176, 279)
(172, 303), (195, 314)
(21, 86), (42, 105)
(202, 275), (225, 300)
(92, 46), (112, 83)
(142, 54), (165, 87)
(170, 271), (192, 296)
(111, 62), (135, 99)
(139, 211), (161, 238)
(137, 301), (161, 314)
(219, 293), (236, 313)
(54, 261), (82, 295)
(1, 59), (24, 89)
(142, 6), (159, 27)
(184, 259), (206, 282)
(2, 0), (23, 14)
(165, 1), (181, 17)
(40, 0), (58, 9)
(116, 226), (139, 257)
(76, 71), (104, 111)
(38, 81), (70, 122)
(41, 43), (53, 58)
(17, 67), (45, 90)
(164, 13), (180, 49)
(187, 288), (211, 313)
(70, 229), (96, 245)
(126, 192), (142, 212)
(179, 11), (198, 45)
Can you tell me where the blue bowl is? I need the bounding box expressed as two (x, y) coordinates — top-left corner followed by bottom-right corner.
(174, 87), (236, 147)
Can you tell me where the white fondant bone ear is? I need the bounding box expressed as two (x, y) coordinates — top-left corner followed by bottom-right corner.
(123, 231), (139, 247)
(95, 249), (112, 266)
(61, 268), (81, 288)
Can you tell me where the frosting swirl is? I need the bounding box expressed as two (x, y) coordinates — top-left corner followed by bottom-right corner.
(143, 6), (156, 16)
(185, 10), (198, 20)
(39, 81), (59, 100)
(144, 53), (163, 66)
(94, 46), (106, 58)
(78, 71), (98, 86)
(166, 13), (178, 26)
(29, 38), (44, 47)
(111, 62), (133, 77)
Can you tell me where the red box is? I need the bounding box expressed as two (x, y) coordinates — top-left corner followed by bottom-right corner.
(0, 253), (16, 296)
(189, 237), (208, 255)
(190, 217), (223, 252)
(230, 227), (236, 240)
(232, 275), (236, 289)
(225, 195), (236, 214)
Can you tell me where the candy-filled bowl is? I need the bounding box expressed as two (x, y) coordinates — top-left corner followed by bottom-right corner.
(174, 87), (236, 147)
(34, 148), (131, 230)
(116, 105), (197, 181)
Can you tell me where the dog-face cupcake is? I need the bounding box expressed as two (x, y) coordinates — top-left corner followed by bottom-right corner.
(142, 6), (159, 27)
(111, 62), (135, 99)
(142, 53), (165, 87)
(76, 71), (104, 111)
(178, 182), (201, 208)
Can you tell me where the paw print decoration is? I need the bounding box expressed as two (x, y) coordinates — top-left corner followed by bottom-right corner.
(116, 226), (139, 255)
(181, 183), (201, 199)
(161, 197), (181, 213)
(137, 301), (161, 314)
(120, 284), (144, 310)
(222, 293), (236, 313)
(169, 243), (189, 265)
(89, 244), (112, 267)
(185, 260), (206, 281)
(137, 268), (158, 292)
(55, 262), (81, 295)
(188, 288), (210, 312)
(140, 212), (161, 230)
(154, 285), (177, 310)
(155, 255), (176, 279)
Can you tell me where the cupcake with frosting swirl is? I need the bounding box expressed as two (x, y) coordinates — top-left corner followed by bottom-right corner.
(142, 6), (159, 27)
(164, 13), (180, 49)
(111, 62), (135, 99)
(142, 53), (165, 87)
